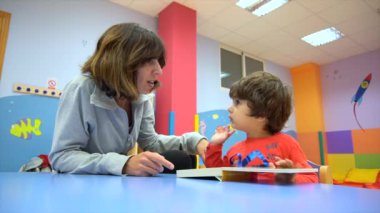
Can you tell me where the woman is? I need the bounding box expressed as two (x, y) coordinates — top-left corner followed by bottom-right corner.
(49, 23), (208, 176)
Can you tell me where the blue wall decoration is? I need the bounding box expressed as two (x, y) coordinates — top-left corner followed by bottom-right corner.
(0, 95), (59, 171)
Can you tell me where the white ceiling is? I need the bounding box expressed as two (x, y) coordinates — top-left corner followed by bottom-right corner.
(110, 0), (380, 68)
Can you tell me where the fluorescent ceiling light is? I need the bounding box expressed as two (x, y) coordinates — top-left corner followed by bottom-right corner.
(236, 0), (289, 16)
(252, 0), (288, 16)
(302, 27), (344, 47)
(236, 0), (261, 9)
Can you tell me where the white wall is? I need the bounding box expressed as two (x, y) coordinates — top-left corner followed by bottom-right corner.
(196, 35), (231, 112)
(0, 0), (156, 97)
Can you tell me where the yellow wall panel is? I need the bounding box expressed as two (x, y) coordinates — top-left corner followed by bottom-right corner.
(327, 154), (355, 181)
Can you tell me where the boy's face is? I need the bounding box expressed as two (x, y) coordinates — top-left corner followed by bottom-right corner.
(228, 99), (267, 135)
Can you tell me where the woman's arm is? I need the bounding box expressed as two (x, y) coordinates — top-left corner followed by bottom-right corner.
(136, 99), (206, 155)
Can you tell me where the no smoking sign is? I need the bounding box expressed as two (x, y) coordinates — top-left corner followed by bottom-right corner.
(48, 79), (57, 89)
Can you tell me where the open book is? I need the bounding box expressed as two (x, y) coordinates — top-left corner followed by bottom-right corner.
(176, 167), (318, 182)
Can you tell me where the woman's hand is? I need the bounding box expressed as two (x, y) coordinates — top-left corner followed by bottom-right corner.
(123, 151), (174, 176)
(210, 126), (235, 145)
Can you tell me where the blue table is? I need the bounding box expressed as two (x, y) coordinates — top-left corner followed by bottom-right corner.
(0, 172), (379, 213)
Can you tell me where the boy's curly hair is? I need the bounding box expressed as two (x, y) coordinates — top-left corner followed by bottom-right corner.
(229, 71), (292, 134)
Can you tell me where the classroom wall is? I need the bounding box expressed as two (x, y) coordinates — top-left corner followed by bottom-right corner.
(292, 49), (380, 180)
(320, 49), (380, 180)
(0, 0), (156, 171)
(0, 0), (156, 97)
(321, 49), (380, 131)
(196, 35), (231, 112)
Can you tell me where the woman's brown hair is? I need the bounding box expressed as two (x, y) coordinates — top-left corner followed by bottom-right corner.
(229, 71), (292, 134)
(81, 23), (166, 100)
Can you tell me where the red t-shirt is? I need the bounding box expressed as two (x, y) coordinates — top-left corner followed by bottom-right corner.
(205, 133), (318, 184)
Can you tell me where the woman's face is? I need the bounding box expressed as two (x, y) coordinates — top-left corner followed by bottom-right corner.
(136, 59), (163, 94)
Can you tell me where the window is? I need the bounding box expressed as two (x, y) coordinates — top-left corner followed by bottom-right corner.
(245, 56), (263, 76)
(221, 49), (242, 88)
(220, 47), (263, 88)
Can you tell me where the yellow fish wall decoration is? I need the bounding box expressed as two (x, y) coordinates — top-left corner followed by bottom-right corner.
(10, 118), (42, 139)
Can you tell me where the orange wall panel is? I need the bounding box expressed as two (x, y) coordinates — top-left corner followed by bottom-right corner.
(297, 132), (321, 164)
(291, 63), (325, 133)
(352, 128), (380, 154)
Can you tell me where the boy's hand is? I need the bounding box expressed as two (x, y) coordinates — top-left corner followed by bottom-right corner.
(273, 157), (294, 168)
(210, 125), (235, 145)
(269, 156), (296, 185)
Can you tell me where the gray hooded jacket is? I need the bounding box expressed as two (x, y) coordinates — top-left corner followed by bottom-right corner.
(49, 74), (205, 175)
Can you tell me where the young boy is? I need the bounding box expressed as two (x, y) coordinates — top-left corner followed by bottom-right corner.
(205, 71), (318, 184)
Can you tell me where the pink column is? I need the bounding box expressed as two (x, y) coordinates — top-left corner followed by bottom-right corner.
(156, 2), (197, 135)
